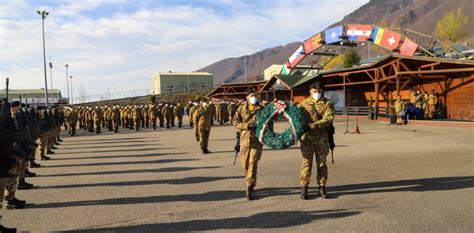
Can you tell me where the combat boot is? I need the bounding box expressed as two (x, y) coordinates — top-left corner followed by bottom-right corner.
(58, 138), (63, 142)
(54, 141), (60, 145)
(202, 148), (211, 154)
(41, 155), (51, 160)
(0, 225), (17, 233)
(46, 149), (55, 155)
(18, 178), (34, 190)
(6, 198), (26, 209)
(300, 186), (308, 200)
(246, 186), (254, 201)
(50, 145), (58, 150)
(319, 186), (328, 199)
(30, 161), (41, 168)
(25, 169), (36, 177)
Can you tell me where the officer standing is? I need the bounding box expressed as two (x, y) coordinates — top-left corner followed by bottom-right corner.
(174, 103), (185, 128)
(427, 90), (438, 118)
(232, 90), (263, 200)
(395, 95), (405, 125)
(148, 104), (157, 130)
(298, 82), (334, 200)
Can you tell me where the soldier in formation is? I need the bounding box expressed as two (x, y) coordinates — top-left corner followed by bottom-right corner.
(193, 98), (213, 154)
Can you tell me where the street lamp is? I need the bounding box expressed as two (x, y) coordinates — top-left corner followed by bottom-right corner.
(37, 10), (49, 107)
(65, 64), (70, 104)
(69, 75), (73, 104)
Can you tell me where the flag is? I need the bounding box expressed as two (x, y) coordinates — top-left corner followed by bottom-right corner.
(371, 26), (384, 45)
(324, 25), (343, 44)
(346, 24), (373, 41)
(379, 30), (401, 50)
(399, 38), (418, 56)
(304, 33), (323, 54)
(288, 45), (305, 68)
(281, 62), (291, 75)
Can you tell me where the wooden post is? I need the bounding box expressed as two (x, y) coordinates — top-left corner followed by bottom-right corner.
(374, 70), (380, 119)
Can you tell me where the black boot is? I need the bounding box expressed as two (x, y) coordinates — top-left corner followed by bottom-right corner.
(18, 178), (34, 190)
(202, 148), (211, 154)
(46, 149), (55, 154)
(50, 145), (58, 150)
(300, 186), (308, 200)
(25, 170), (36, 177)
(246, 186), (254, 201)
(30, 161), (41, 168)
(58, 138), (63, 142)
(0, 224), (17, 233)
(54, 141), (60, 145)
(319, 186), (327, 199)
(41, 155), (51, 160)
(6, 198), (26, 209)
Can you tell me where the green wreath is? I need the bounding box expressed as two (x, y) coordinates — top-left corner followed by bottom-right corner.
(255, 100), (306, 150)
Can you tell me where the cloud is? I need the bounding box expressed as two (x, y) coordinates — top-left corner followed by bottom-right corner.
(0, 0), (368, 101)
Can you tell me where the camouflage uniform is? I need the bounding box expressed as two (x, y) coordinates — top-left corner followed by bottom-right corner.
(92, 107), (102, 134)
(174, 104), (185, 128)
(65, 108), (78, 136)
(189, 105), (199, 139)
(395, 98), (405, 125)
(112, 107), (121, 133)
(148, 105), (157, 130)
(157, 104), (165, 128)
(193, 105), (213, 151)
(132, 106), (142, 131)
(427, 92), (438, 118)
(299, 96), (334, 188)
(232, 102), (263, 188)
(227, 102), (238, 123)
(142, 105), (149, 128)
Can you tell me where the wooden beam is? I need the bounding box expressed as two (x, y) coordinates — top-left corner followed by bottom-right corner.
(419, 61), (440, 70)
(397, 67), (474, 75)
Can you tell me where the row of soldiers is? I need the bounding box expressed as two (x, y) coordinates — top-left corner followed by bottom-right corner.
(409, 89), (438, 118)
(1, 100), (64, 232)
(60, 100), (242, 137)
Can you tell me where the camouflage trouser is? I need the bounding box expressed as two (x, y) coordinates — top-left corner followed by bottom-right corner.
(189, 116), (193, 127)
(427, 104), (436, 118)
(37, 133), (49, 156)
(149, 118), (156, 129)
(134, 118), (140, 130)
(199, 128), (210, 149)
(158, 116), (164, 127)
(300, 138), (329, 187)
(240, 146), (262, 187)
(194, 126), (199, 141)
(18, 160), (28, 179)
(177, 116), (183, 127)
(113, 120), (120, 132)
(4, 177), (18, 201)
(396, 112), (403, 125)
(94, 120), (101, 132)
(0, 178), (6, 208)
(165, 117), (171, 128)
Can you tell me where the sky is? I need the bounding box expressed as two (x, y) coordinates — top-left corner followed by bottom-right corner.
(0, 0), (369, 100)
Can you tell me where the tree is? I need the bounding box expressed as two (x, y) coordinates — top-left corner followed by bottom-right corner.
(324, 49), (361, 70)
(435, 8), (470, 45)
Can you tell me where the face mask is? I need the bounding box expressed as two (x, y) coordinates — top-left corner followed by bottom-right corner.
(202, 102), (207, 107)
(312, 92), (321, 100)
(249, 96), (257, 105)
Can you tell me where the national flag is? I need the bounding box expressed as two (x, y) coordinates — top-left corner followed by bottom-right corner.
(399, 38), (418, 56)
(379, 30), (401, 50)
(324, 25), (343, 44)
(304, 33), (323, 54)
(288, 45), (305, 68)
(346, 24), (373, 41)
(371, 26), (385, 45)
(281, 62), (291, 75)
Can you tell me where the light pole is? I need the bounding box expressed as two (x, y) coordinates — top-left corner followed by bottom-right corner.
(65, 64), (70, 103)
(49, 56), (53, 104)
(69, 75), (73, 104)
(37, 10), (49, 107)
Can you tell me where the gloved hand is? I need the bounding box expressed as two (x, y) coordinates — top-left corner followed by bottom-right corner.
(247, 123), (256, 130)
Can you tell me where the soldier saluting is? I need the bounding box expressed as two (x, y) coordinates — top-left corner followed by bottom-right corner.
(299, 82), (334, 200)
(232, 89), (263, 201)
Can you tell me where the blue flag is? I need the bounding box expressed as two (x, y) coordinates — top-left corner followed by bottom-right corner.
(324, 25), (343, 44)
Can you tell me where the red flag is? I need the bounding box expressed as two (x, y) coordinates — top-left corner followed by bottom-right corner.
(304, 33), (322, 54)
(346, 24), (373, 41)
(399, 38), (418, 56)
(379, 30), (401, 50)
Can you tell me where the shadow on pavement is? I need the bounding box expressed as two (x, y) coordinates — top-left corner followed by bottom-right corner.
(34, 176), (241, 190)
(66, 137), (148, 142)
(50, 151), (182, 161)
(43, 158), (197, 168)
(69, 209), (360, 232)
(328, 176), (474, 198)
(29, 182), (245, 209)
(56, 147), (161, 155)
(40, 166), (221, 177)
(63, 139), (149, 145)
(59, 143), (159, 150)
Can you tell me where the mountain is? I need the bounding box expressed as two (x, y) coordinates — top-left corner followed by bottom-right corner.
(199, 0), (474, 84)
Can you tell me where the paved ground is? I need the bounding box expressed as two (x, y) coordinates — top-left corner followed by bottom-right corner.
(4, 117), (474, 232)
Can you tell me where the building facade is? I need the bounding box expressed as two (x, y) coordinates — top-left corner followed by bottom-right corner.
(151, 72), (213, 95)
(0, 88), (66, 106)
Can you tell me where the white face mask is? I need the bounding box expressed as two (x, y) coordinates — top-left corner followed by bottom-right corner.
(249, 96), (257, 105)
(312, 92), (321, 100)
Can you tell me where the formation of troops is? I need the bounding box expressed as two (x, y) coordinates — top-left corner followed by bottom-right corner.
(394, 89), (439, 125)
(1, 100), (64, 232)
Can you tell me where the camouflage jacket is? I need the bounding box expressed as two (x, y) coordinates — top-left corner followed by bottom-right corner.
(299, 96), (334, 143)
(174, 105), (185, 117)
(232, 102), (262, 148)
(193, 105), (213, 130)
